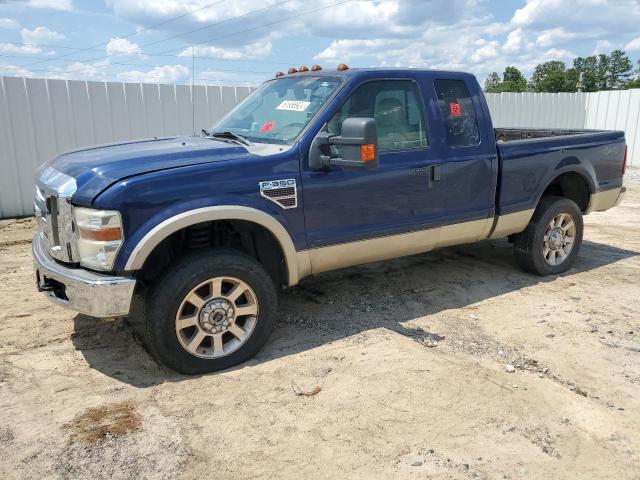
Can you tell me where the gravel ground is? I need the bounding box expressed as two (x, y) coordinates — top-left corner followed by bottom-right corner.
(1, 172), (639, 479)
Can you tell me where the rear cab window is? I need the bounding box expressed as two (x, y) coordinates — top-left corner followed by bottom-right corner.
(434, 79), (480, 147)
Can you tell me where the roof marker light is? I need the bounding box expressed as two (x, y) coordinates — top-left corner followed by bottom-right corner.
(275, 71), (284, 77)
(337, 63), (349, 71)
(299, 65), (309, 72)
(288, 67), (298, 74)
(311, 64), (322, 71)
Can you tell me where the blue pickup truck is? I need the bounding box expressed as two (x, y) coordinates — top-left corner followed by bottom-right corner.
(33, 66), (627, 374)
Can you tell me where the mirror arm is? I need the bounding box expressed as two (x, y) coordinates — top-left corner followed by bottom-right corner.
(309, 131), (336, 170)
(324, 158), (366, 168)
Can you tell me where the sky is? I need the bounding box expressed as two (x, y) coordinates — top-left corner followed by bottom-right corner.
(0, 0), (639, 86)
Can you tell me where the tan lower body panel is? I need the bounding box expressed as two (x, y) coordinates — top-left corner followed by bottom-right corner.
(587, 187), (623, 213)
(292, 187), (623, 282)
(489, 209), (535, 239)
(305, 217), (493, 275)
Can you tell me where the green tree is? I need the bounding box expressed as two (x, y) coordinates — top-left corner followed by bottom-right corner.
(573, 56), (600, 91)
(626, 60), (640, 89)
(484, 72), (501, 91)
(596, 54), (610, 89)
(572, 52), (633, 90)
(501, 66), (527, 92)
(530, 61), (570, 92)
(607, 50), (633, 89)
(484, 67), (527, 93)
(564, 67), (580, 92)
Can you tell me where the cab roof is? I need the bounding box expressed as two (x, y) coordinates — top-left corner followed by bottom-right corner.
(275, 67), (477, 83)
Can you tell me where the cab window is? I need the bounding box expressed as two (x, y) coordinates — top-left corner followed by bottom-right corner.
(434, 79), (480, 147)
(327, 80), (428, 152)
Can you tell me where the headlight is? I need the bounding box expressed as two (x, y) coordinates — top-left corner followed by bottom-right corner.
(74, 207), (123, 271)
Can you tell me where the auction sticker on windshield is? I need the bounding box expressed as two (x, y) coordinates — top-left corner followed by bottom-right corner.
(276, 100), (311, 112)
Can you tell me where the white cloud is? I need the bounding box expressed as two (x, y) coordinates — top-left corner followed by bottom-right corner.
(535, 28), (578, 48)
(117, 64), (190, 83)
(21, 0), (73, 10)
(626, 37), (640, 52)
(512, 0), (640, 31)
(0, 18), (20, 29)
(20, 26), (65, 44)
(178, 39), (273, 61)
(42, 59), (109, 80)
(593, 40), (616, 55)
(106, 37), (142, 56)
(543, 48), (576, 61)
(0, 63), (34, 77)
(470, 40), (500, 63)
(0, 42), (42, 54)
(198, 69), (263, 86)
(315, 39), (389, 62)
(504, 29), (531, 54)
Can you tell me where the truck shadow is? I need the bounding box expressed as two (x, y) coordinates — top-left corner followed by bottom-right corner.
(71, 238), (638, 387)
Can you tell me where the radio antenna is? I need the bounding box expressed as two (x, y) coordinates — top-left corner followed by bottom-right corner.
(191, 45), (195, 135)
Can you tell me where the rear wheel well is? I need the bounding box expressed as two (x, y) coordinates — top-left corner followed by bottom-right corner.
(136, 220), (287, 289)
(541, 172), (591, 212)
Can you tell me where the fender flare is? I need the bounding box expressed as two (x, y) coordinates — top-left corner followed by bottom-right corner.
(535, 166), (595, 213)
(123, 205), (309, 286)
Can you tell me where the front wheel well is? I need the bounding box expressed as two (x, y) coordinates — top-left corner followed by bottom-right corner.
(540, 172), (591, 212)
(135, 220), (287, 289)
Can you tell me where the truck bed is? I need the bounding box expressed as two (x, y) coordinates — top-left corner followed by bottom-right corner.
(494, 128), (626, 218)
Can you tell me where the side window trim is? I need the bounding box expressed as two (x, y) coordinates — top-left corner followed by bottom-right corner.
(326, 78), (431, 153)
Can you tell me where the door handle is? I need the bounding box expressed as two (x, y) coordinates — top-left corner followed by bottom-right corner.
(430, 164), (441, 182)
(428, 164), (441, 187)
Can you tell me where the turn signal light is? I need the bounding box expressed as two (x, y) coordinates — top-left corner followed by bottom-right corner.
(275, 71), (284, 77)
(311, 64), (322, 71)
(337, 63), (349, 71)
(287, 67), (298, 74)
(360, 144), (375, 162)
(298, 65), (309, 72)
(79, 227), (122, 242)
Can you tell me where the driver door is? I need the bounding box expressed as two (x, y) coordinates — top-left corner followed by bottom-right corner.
(300, 78), (444, 261)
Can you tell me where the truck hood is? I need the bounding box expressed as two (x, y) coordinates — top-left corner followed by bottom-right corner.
(37, 136), (248, 205)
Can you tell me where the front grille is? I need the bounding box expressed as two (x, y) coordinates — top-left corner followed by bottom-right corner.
(34, 166), (79, 263)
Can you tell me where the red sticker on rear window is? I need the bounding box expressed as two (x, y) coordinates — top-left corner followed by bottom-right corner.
(449, 102), (461, 117)
(260, 120), (276, 132)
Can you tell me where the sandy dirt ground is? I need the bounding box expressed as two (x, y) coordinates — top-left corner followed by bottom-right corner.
(1, 173), (639, 480)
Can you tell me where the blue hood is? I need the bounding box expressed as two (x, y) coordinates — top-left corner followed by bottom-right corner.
(38, 136), (248, 205)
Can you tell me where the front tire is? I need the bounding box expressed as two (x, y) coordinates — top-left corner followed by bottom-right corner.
(513, 196), (583, 276)
(143, 249), (277, 374)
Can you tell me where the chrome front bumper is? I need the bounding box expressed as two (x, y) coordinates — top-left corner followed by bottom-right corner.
(32, 231), (136, 318)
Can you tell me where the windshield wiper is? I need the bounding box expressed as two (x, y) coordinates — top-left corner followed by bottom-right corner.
(207, 130), (251, 146)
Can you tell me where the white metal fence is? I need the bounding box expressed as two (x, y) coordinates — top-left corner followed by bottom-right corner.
(0, 76), (638, 218)
(486, 90), (640, 171)
(0, 76), (253, 218)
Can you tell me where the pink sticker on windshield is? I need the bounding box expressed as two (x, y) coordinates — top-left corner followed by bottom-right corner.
(260, 120), (276, 132)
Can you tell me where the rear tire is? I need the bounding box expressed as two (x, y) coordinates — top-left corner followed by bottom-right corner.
(513, 196), (583, 276)
(140, 249), (277, 375)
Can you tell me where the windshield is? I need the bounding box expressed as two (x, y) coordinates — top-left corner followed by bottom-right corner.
(211, 76), (342, 144)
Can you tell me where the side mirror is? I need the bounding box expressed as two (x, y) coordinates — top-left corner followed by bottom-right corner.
(309, 117), (379, 170)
